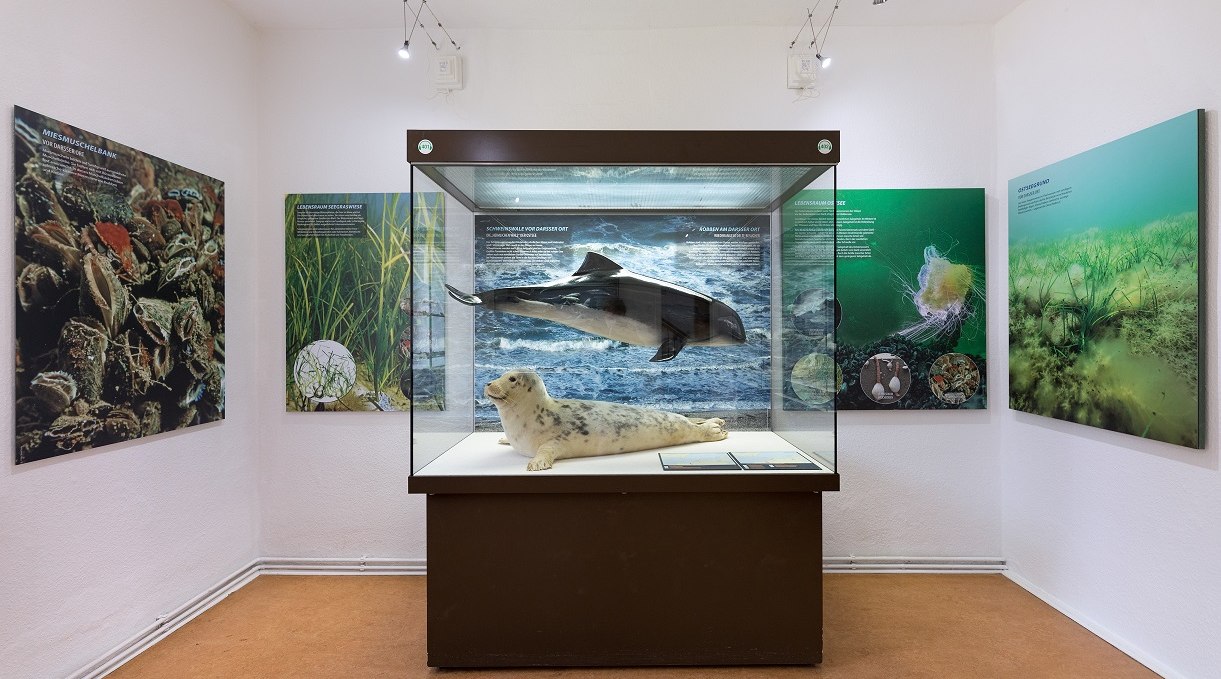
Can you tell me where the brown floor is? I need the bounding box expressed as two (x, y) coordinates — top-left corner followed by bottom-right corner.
(109, 574), (1155, 679)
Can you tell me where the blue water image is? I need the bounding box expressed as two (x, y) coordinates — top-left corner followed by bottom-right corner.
(471, 214), (771, 426)
(1009, 110), (1200, 241)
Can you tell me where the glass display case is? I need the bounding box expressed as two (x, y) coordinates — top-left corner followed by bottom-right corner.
(407, 130), (840, 493)
(405, 130), (840, 668)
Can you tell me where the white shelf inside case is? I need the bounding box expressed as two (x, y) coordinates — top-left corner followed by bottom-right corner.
(414, 431), (835, 477)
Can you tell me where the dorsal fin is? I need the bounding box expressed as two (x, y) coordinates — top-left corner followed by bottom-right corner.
(573, 252), (622, 276)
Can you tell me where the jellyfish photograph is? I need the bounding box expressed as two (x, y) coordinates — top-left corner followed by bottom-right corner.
(784, 187), (986, 411)
(897, 245), (982, 345)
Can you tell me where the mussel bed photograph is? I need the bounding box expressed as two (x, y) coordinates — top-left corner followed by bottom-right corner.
(14, 109), (225, 463)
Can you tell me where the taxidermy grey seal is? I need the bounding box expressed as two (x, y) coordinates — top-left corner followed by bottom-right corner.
(445, 252), (747, 362)
(485, 369), (729, 471)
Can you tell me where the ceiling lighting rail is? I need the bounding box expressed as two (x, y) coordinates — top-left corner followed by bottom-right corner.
(419, 0), (460, 52)
(398, 0), (460, 60)
(788, 1), (841, 68)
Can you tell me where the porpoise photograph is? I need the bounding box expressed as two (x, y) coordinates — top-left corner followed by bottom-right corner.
(468, 214), (771, 428)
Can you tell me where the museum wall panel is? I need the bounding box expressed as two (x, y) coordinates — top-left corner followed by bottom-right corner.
(996, 1), (1221, 676)
(255, 23), (1002, 559)
(0, 2), (262, 678)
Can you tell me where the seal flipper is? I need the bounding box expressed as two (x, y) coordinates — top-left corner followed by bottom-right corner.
(445, 284), (482, 306)
(650, 335), (687, 362)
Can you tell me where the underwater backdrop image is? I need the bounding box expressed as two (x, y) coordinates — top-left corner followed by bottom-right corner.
(468, 214), (771, 428)
(14, 107), (225, 463)
(783, 188), (987, 411)
(286, 193), (416, 412)
(1007, 110), (1202, 448)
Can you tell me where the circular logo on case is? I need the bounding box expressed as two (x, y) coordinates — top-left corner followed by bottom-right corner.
(417, 139), (434, 154)
(817, 139), (833, 154)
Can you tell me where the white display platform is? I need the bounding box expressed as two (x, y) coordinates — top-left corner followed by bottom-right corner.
(414, 431), (835, 477)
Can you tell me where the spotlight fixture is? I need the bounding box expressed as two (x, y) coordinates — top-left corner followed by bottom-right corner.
(397, 0), (419, 59)
(788, 2), (841, 68)
(872, 0), (889, 5)
(396, 0), (461, 60)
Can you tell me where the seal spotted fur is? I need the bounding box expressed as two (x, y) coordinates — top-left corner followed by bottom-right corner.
(484, 369), (729, 471)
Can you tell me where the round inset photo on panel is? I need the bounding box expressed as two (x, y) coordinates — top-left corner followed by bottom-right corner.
(292, 339), (357, 404)
(791, 352), (842, 406)
(859, 352), (911, 404)
(929, 352), (980, 405)
(791, 288), (837, 337)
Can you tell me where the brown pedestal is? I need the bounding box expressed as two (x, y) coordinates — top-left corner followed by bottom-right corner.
(424, 490), (826, 667)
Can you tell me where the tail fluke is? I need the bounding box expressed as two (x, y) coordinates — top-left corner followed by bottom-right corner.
(445, 284), (482, 306)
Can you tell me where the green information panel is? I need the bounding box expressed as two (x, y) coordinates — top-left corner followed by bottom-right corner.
(784, 188), (986, 411)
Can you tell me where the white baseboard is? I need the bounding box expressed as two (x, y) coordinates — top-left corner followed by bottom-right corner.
(258, 556), (427, 576)
(72, 557), (426, 679)
(73, 555), (1001, 678)
(824, 556), (1007, 573)
(1004, 570), (1176, 679)
(70, 560), (262, 679)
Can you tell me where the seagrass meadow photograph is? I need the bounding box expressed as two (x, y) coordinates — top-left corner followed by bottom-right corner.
(284, 193), (413, 412)
(1007, 110), (1203, 448)
(14, 106), (226, 463)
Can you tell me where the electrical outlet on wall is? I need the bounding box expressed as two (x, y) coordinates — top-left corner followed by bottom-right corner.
(787, 54), (818, 89)
(434, 55), (463, 90)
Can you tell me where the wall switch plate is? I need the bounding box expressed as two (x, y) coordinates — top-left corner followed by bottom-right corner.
(434, 55), (463, 90)
(787, 54), (818, 89)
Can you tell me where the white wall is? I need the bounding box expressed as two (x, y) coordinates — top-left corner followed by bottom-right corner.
(256, 24), (1002, 560)
(8, 2), (1219, 677)
(0, 2), (261, 678)
(995, 1), (1221, 677)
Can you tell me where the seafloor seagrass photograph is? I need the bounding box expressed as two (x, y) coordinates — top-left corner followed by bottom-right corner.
(14, 106), (225, 464)
(1007, 110), (1201, 448)
(284, 193), (423, 412)
(1008, 214), (1199, 447)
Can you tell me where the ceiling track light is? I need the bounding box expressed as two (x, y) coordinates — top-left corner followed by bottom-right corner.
(788, 2), (841, 69)
(419, 0), (461, 51)
(397, 0), (461, 60)
(398, 0), (420, 59)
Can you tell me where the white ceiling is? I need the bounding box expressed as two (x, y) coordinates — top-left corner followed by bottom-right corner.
(225, 0), (1028, 31)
